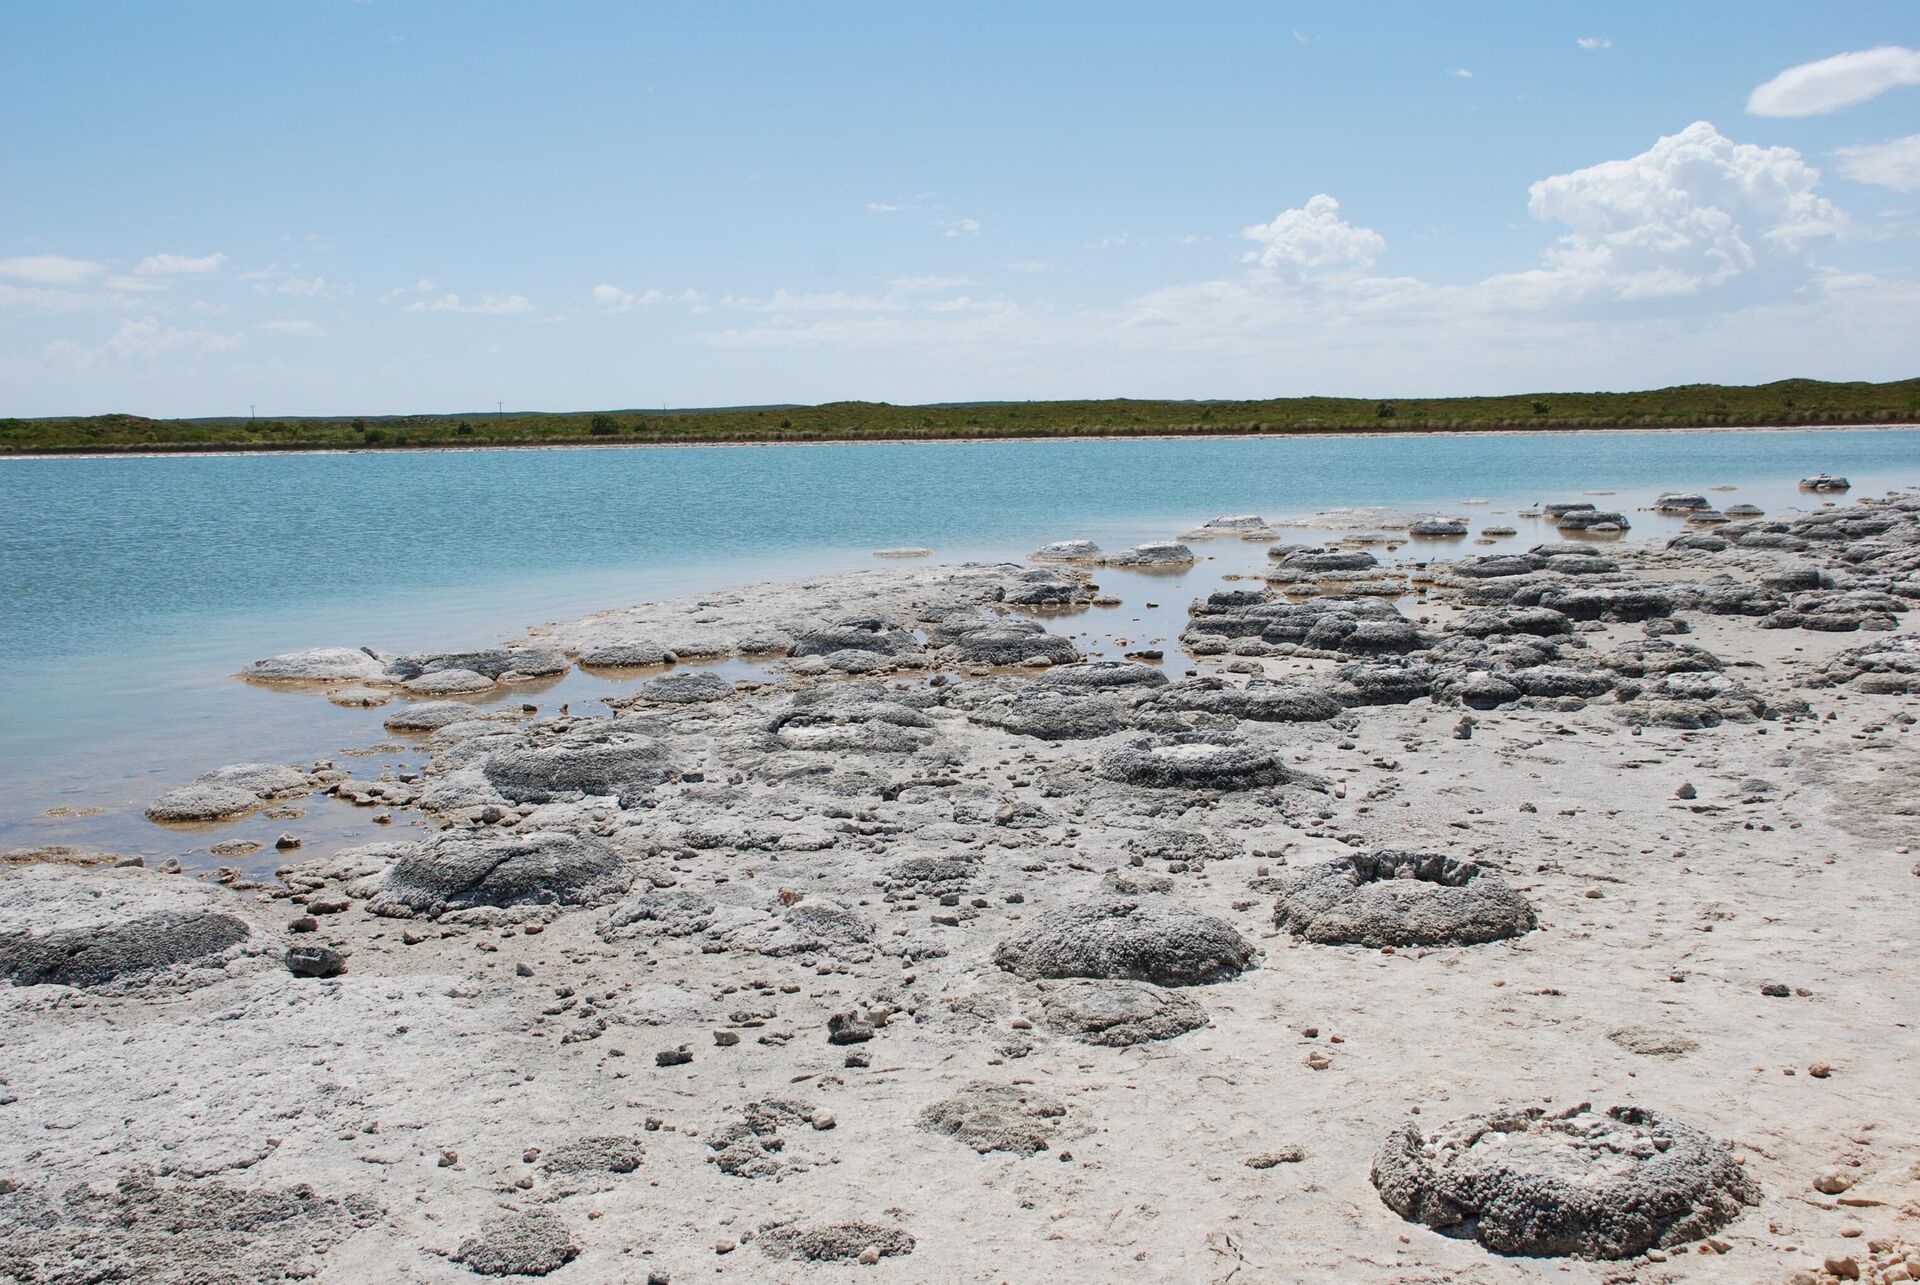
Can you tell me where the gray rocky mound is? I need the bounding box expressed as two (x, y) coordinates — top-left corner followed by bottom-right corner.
(387, 646), (568, 682)
(240, 646), (387, 683)
(1372, 1103), (1759, 1259)
(1030, 538), (1104, 563)
(1035, 660), (1169, 691)
(632, 670), (732, 703)
(385, 700), (503, 732)
(967, 687), (1128, 740)
(939, 621), (1079, 666)
(789, 615), (920, 657)
(576, 639), (673, 667)
(539, 1135), (645, 1174)
(1810, 633), (1920, 692)
(146, 762), (308, 822)
(404, 667), (495, 694)
(0, 864), (256, 988)
(1108, 541), (1196, 567)
(757, 1220), (915, 1263)
(456, 1209), (581, 1277)
(1036, 977), (1207, 1045)
(1272, 851), (1536, 948)
(1139, 676), (1341, 723)
(365, 830), (632, 919)
(993, 900), (1256, 985)
(1097, 734), (1291, 790)
(1408, 517), (1469, 536)
(482, 724), (677, 805)
(0, 1168), (376, 1285)
(919, 1081), (1072, 1153)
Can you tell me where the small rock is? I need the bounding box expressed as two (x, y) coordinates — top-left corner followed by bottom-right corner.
(1814, 1169), (1856, 1195)
(285, 945), (345, 978)
(1825, 1255), (1860, 1280)
(274, 833), (302, 850)
(713, 1030), (740, 1047)
(810, 1110), (836, 1131)
(1245, 1147), (1306, 1168)
(656, 1046), (693, 1067)
(438, 1148), (458, 1167)
(714, 1238), (736, 1255)
(827, 1011), (875, 1044)
(1760, 982), (1791, 997)
(1675, 782), (1697, 800)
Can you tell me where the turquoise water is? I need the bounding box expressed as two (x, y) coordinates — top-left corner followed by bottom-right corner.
(4, 426), (1920, 862)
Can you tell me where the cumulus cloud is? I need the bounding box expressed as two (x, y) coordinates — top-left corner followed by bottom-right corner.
(1448, 67), (1474, 79)
(403, 291), (534, 315)
(0, 254), (105, 284)
(43, 316), (243, 373)
(1577, 36), (1613, 51)
(940, 217), (982, 237)
(134, 251), (227, 276)
(1241, 194), (1387, 276)
(1748, 46), (1920, 117)
(1515, 120), (1841, 300)
(1834, 133), (1920, 192)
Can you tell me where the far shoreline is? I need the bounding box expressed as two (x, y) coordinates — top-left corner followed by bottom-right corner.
(5, 418), (1919, 463)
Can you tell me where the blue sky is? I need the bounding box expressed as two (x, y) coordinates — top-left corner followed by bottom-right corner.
(3, 1), (1918, 417)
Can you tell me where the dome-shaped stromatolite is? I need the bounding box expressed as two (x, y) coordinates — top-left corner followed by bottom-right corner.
(919, 1082), (1072, 1154)
(1272, 851), (1536, 947)
(789, 616), (920, 658)
(482, 725), (676, 806)
(1107, 541), (1197, 568)
(967, 688), (1129, 740)
(365, 830), (632, 919)
(1269, 548), (1380, 573)
(0, 865), (255, 988)
(993, 900), (1256, 985)
(1035, 977), (1207, 1045)
(1408, 518), (1469, 537)
(1371, 1103), (1759, 1259)
(1033, 660), (1169, 692)
(240, 645), (388, 683)
(384, 700), (510, 732)
(1029, 539), (1105, 563)
(1097, 734), (1291, 790)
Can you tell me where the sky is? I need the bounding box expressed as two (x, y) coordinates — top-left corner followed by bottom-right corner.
(2, 2), (1919, 418)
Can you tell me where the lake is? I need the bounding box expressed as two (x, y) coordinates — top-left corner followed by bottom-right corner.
(5, 426), (1920, 865)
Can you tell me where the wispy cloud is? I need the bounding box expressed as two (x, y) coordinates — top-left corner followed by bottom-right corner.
(591, 283), (665, 312)
(1748, 46), (1920, 117)
(257, 318), (327, 337)
(1448, 67), (1474, 79)
(1834, 133), (1920, 192)
(243, 264), (351, 298)
(134, 251), (226, 276)
(402, 291), (535, 315)
(43, 316), (244, 374)
(0, 254), (104, 285)
(1577, 36), (1613, 51)
(939, 217), (981, 237)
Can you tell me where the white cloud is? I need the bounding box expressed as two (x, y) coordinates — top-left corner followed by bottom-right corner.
(403, 291), (534, 315)
(1748, 46), (1920, 117)
(243, 264), (350, 298)
(592, 283), (668, 311)
(1834, 133), (1920, 193)
(42, 316), (244, 373)
(939, 217), (981, 237)
(1007, 259), (1059, 273)
(0, 254), (105, 285)
(257, 319), (326, 337)
(377, 278), (438, 305)
(1448, 67), (1474, 79)
(1517, 120), (1841, 300)
(1241, 194), (1387, 275)
(1292, 30), (1316, 45)
(866, 201), (904, 212)
(134, 251), (227, 276)
(1577, 36), (1612, 51)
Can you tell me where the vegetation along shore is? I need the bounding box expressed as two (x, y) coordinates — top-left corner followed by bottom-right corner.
(5, 377), (1917, 455)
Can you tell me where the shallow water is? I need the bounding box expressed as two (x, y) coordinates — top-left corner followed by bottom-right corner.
(4, 426), (1919, 868)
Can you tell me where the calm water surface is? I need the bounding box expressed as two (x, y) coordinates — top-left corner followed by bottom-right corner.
(5, 427), (1920, 865)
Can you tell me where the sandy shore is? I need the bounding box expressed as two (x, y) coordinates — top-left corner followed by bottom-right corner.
(4, 500), (1918, 1283)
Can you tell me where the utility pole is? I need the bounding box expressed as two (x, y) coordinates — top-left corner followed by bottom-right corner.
(249, 404), (255, 419)
(497, 401), (504, 417)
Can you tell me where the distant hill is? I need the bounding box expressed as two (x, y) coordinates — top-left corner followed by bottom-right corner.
(5, 377), (1917, 454)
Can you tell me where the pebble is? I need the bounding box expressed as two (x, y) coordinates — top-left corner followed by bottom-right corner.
(656, 1046), (693, 1067)
(810, 1110), (836, 1131)
(1814, 1169), (1855, 1195)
